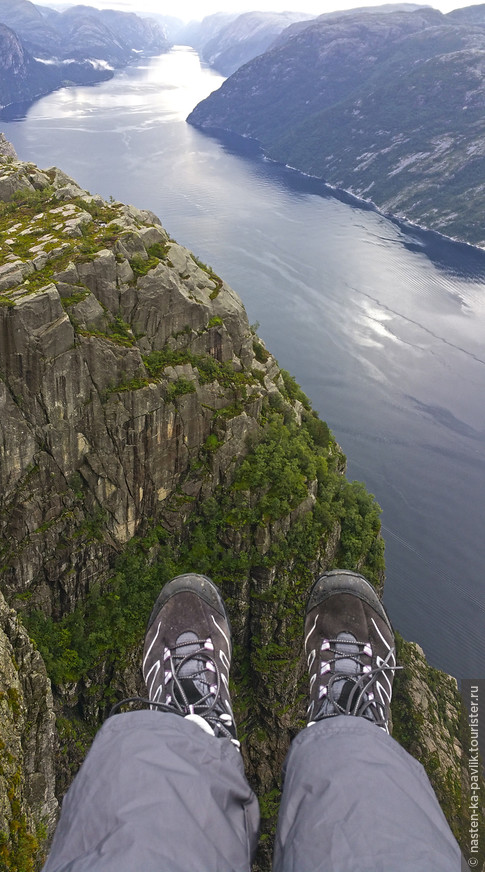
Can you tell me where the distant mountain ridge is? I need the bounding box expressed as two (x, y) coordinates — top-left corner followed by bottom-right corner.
(188, 4), (485, 246)
(177, 12), (240, 52)
(177, 10), (315, 76)
(0, 0), (169, 110)
(197, 10), (316, 76)
(271, 2), (429, 48)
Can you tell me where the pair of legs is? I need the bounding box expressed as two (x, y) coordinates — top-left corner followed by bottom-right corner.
(42, 571), (462, 871)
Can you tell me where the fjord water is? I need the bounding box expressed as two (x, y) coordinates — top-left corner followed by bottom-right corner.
(3, 47), (485, 681)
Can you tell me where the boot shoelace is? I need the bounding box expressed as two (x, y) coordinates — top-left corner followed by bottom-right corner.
(310, 637), (403, 731)
(110, 637), (238, 744)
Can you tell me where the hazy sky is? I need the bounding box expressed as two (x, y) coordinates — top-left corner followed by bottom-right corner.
(78, 0), (485, 23)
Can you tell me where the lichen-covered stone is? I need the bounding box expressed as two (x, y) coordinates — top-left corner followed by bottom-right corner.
(0, 135), (17, 161)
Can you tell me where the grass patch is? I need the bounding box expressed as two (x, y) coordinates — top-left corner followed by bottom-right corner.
(106, 315), (134, 346)
(129, 243), (169, 281)
(129, 254), (159, 279)
(166, 377), (196, 402)
(253, 339), (270, 363)
(60, 290), (90, 307)
(279, 369), (312, 411)
(207, 316), (223, 328)
(191, 254), (223, 298)
(107, 376), (151, 394)
(143, 347), (257, 391)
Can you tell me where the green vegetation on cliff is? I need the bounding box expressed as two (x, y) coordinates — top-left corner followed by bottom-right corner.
(393, 635), (485, 863)
(23, 394), (385, 869)
(24, 403), (383, 686)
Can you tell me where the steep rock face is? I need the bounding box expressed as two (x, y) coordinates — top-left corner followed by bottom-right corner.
(0, 160), (257, 617)
(0, 135), (18, 160)
(0, 22), (31, 84)
(0, 0), (60, 56)
(0, 590), (58, 869)
(188, 6), (485, 246)
(0, 149), (482, 869)
(392, 637), (485, 871)
(0, 23), (59, 109)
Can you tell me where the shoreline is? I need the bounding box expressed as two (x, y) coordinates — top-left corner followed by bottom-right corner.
(0, 49), (169, 121)
(189, 120), (485, 258)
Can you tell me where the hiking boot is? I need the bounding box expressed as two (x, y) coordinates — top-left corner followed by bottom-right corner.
(142, 573), (239, 747)
(304, 569), (399, 732)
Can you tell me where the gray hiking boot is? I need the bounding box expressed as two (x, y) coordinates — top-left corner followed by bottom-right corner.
(142, 573), (239, 747)
(304, 569), (399, 733)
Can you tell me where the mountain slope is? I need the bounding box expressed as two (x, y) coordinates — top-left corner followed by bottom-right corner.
(271, 2), (427, 49)
(0, 0), (169, 109)
(199, 11), (315, 76)
(188, 6), (485, 246)
(0, 145), (483, 870)
(0, 22), (61, 107)
(53, 6), (167, 64)
(176, 13), (240, 52)
(0, 0), (169, 61)
(0, 0), (60, 54)
(0, 19), (114, 110)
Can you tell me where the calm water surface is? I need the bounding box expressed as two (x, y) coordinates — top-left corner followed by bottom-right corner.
(2, 48), (485, 680)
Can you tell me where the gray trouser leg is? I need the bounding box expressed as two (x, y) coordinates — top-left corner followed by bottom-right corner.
(273, 715), (462, 872)
(42, 711), (260, 872)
